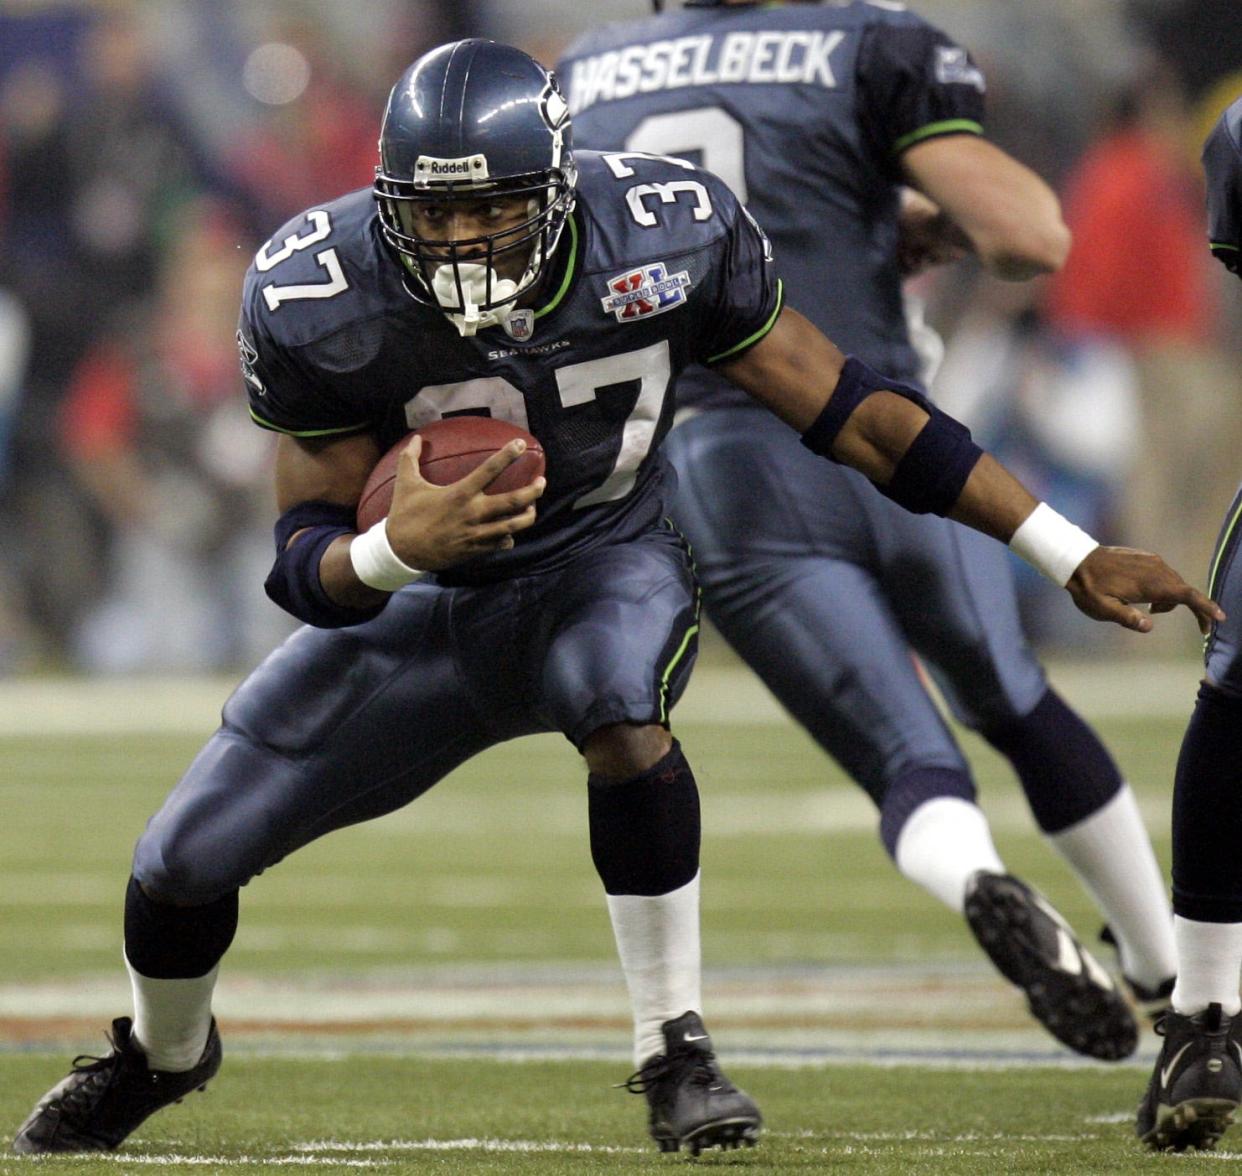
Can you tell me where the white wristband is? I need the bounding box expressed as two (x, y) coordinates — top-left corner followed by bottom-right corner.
(348, 519), (424, 592)
(1008, 502), (1099, 587)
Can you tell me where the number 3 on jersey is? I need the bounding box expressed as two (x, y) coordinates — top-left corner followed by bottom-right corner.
(602, 151), (716, 229)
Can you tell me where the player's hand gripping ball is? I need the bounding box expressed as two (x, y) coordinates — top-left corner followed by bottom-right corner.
(356, 416), (546, 531)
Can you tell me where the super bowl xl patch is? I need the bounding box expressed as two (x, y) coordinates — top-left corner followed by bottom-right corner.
(600, 262), (692, 322)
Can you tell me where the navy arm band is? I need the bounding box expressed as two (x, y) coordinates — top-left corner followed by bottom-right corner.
(800, 354), (983, 516)
(264, 500), (384, 628)
(799, 356), (932, 456)
(880, 409), (983, 516)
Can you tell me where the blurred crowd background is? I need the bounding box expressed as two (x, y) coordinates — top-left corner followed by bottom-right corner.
(0, 0), (1238, 674)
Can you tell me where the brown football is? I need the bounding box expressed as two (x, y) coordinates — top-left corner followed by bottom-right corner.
(355, 416), (545, 532)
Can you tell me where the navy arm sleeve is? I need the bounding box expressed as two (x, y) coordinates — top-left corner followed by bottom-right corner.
(856, 21), (987, 182)
(1203, 100), (1242, 277)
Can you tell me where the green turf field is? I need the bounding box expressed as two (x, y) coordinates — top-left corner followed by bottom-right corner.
(0, 661), (1225, 1172)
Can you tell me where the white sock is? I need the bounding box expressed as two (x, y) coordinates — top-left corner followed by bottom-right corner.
(606, 873), (702, 1068)
(1172, 916), (1242, 1016)
(126, 958), (218, 1072)
(894, 797), (1005, 913)
(1047, 785), (1176, 989)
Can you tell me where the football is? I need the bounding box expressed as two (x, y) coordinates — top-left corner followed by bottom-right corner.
(355, 416), (545, 531)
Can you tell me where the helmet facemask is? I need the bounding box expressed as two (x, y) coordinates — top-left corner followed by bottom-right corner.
(375, 168), (576, 337)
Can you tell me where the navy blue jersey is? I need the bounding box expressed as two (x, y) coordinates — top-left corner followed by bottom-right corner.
(558, 0), (986, 404)
(1203, 97), (1242, 277)
(237, 150), (780, 583)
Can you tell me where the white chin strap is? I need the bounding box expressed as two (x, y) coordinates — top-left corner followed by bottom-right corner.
(431, 262), (525, 338)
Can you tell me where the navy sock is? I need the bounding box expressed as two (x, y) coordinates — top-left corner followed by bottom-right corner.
(879, 767), (976, 858)
(1172, 684), (1242, 922)
(588, 740), (701, 896)
(981, 689), (1122, 834)
(124, 876), (239, 979)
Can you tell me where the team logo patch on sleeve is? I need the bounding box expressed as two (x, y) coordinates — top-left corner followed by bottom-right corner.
(601, 263), (692, 321)
(934, 46), (986, 92)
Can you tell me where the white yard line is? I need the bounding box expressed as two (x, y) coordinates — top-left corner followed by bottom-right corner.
(53, 1156), (389, 1168)
(292, 1139), (645, 1154)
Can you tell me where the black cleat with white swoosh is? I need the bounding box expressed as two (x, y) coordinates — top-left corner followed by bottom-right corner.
(1137, 1002), (1242, 1151)
(964, 871), (1138, 1060)
(622, 1011), (761, 1155)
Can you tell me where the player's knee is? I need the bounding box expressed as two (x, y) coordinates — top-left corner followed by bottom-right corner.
(133, 834), (244, 907)
(582, 722), (673, 781)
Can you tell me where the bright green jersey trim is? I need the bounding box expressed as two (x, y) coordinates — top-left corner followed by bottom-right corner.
(248, 407), (369, 438)
(1210, 241), (1240, 253)
(1207, 495), (1242, 601)
(893, 119), (984, 155)
(534, 214), (579, 320)
(658, 622), (700, 724)
(706, 279), (784, 365)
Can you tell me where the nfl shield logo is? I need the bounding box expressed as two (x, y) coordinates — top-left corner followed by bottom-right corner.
(601, 262), (692, 322)
(504, 309), (534, 341)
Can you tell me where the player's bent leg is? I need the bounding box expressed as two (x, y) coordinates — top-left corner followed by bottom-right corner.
(137, 586), (500, 897)
(894, 520), (1176, 1008)
(585, 731), (760, 1155)
(12, 870), (236, 1155)
(14, 588), (507, 1156)
(693, 532), (1014, 918)
(534, 531), (756, 1152)
(1136, 495), (1242, 1151)
(981, 692), (1176, 1008)
(668, 415), (1140, 1058)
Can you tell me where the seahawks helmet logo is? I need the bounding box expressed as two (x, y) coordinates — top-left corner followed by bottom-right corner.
(541, 82), (570, 133)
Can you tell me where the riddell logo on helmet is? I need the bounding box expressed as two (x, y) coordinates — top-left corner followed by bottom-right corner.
(414, 154), (490, 184)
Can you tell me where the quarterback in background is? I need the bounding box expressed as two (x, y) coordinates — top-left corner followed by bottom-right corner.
(559, 0), (1183, 1058)
(1135, 94), (1242, 1153)
(11, 38), (1220, 1159)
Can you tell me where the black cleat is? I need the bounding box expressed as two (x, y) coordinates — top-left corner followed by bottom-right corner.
(11, 1017), (221, 1154)
(964, 871), (1138, 1060)
(1138, 1002), (1242, 1151)
(1099, 926), (1175, 1023)
(622, 1011), (761, 1155)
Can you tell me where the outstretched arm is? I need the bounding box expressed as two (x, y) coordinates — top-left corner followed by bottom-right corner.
(718, 308), (1223, 634)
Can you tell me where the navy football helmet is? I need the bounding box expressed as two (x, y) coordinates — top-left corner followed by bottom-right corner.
(374, 40), (576, 336)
